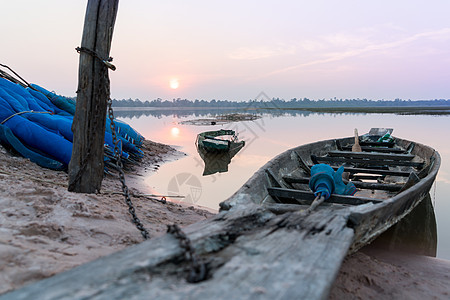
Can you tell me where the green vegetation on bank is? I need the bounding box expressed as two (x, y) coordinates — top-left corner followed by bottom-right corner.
(265, 106), (450, 115)
(112, 97), (450, 109)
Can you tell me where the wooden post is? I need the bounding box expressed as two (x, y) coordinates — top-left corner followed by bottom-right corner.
(68, 0), (119, 193)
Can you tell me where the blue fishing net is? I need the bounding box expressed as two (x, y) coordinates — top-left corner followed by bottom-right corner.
(0, 77), (144, 169)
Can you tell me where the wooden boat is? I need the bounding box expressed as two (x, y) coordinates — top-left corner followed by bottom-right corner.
(4, 128), (440, 300)
(220, 128), (440, 252)
(196, 137), (245, 175)
(196, 129), (245, 152)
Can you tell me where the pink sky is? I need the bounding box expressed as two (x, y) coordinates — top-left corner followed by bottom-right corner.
(2, 1), (450, 101)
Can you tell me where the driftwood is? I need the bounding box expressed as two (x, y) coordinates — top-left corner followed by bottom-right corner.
(68, 0), (119, 193)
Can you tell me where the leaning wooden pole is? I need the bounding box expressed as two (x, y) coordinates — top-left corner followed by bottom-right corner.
(68, 0), (119, 193)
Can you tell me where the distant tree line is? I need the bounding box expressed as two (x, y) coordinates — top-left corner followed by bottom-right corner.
(111, 97), (450, 108)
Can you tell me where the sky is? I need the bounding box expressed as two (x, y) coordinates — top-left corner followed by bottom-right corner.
(2, 1), (450, 101)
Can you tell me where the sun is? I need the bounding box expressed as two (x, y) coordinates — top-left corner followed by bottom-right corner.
(171, 127), (180, 137)
(170, 78), (179, 89)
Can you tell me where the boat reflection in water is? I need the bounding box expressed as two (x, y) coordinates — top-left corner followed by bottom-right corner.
(196, 139), (245, 176)
(368, 193), (437, 257)
(195, 129), (245, 176)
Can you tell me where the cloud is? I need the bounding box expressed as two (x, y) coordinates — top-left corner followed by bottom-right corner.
(298, 40), (326, 52)
(322, 32), (371, 49)
(229, 45), (295, 60)
(261, 27), (450, 78)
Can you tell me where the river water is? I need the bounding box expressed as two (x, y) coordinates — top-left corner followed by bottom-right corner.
(116, 108), (450, 259)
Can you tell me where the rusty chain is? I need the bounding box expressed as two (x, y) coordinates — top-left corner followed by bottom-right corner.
(74, 46), (147, 238)
(107, 98), (150, 240)
(75, 47), (116, 70)
(167, 224), (207, 283)
(102, 57), (202, 280)
(108, 99), (205, 281)
(6, 56), (202, 280)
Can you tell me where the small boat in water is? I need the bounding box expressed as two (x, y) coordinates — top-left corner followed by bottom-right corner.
(196, 129), (245, 152)
(6, 128), (440, 300)
(196, 137), (245, 175)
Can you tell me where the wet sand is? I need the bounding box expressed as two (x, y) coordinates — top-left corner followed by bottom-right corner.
(1, 140), (449, 298)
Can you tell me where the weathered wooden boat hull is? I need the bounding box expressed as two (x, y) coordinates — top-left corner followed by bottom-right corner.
(221, 135), (440, 253)
(2, 134), (439, 300)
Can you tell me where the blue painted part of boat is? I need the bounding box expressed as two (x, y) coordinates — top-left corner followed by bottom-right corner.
(0, 124), (65, 170)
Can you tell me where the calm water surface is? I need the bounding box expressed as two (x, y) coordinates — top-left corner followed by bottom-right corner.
(118, 109), (450, 259)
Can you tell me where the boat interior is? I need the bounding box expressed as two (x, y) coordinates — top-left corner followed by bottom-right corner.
(261, 131), (436, 211)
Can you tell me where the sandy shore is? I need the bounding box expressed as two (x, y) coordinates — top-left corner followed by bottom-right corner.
(0, 140), (213, 294)
(330, 246), (450, 299)
(1, 140), (449, 298)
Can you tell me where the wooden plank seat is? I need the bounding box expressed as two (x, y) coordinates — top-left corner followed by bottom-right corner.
(335, 140), (406, 154)
(292, 151), (414, 177)
(351, 175), (386, 181)
(311, 155), (424, 168)
(326, 150), (415, 161)
(268, 187), (383, 206)
(307, 165), (411, 177)
(282, 175), (403, 192)
(359, 140), (395, 147)
(340, 145), (405, 154)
